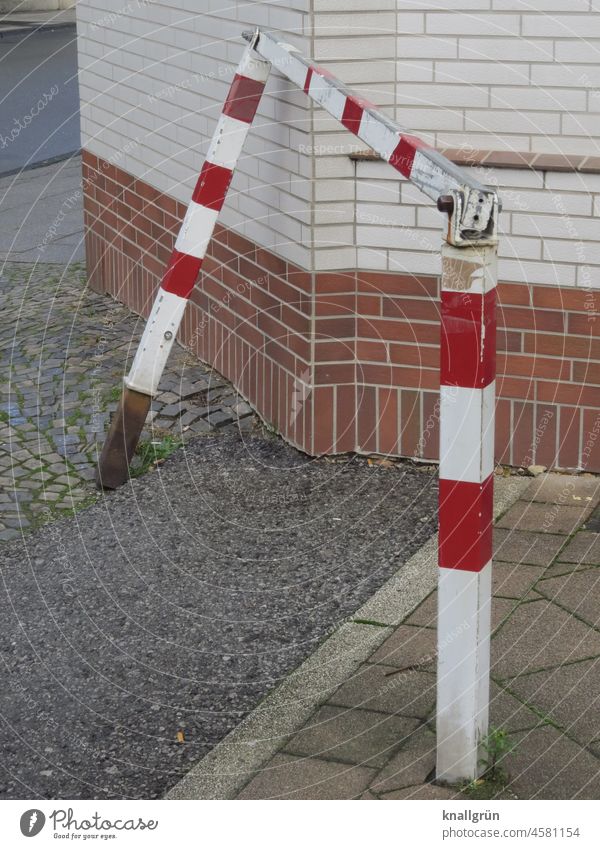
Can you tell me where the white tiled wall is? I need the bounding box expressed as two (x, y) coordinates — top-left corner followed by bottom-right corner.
(77, 0), (312, 268)
(77, 1), (600, 287)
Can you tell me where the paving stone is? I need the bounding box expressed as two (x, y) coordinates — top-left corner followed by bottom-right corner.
(505, 726), (600, 799)
(237, 753), (376, 800)
(497, 501), (591, 535)
(366, 625), (437, 669)
(536, 570), (600, 628)
(369, 725), (436, 794)
(492, 599), (600, 678)
(489, 681), (547, 733)
(506, 658), (600, 746)
(284, 705), (421, 769)
(206, 410), (234, 428)
(557, 532), (600, 567)
(328, 663), (435, 719)
(405, 593), (516, 633)
(523, 473), (600, 507)
(492, 562), (545, 599)
(379, 782), (460, 799)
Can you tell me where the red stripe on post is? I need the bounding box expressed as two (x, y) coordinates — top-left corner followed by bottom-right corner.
(161, 249), (203, 299)
(223, 74), (265, 123)
(389, 135), (429, 178)
(192, 162), (233, 211)
(440, 289), (496, 389)
(438, 474), (494, 572)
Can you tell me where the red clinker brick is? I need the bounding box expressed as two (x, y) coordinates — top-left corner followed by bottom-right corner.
(357, 271), (438, 298)
(211, 241), (239, 268)
(227, 231), (256, 259)
(135, 180), (159, 204)
(356, 339), (388, 362)
(250, 285), (281, 318)
(315, 293), (356, 317)
(236, 318), (263, 351)
(357, 385), (378, 454)
(498, 353), (570, 381)
(573, 360), (600, 384)
(497, 375), (535, 401)
(389, 343), (439, 369)
(258, 311), (288, 344)
(265, 339), (297, 376)
(358, 363), (439, 390)
(382, 297), (441, 322)
(285, 264), (312, 293)
(534, 404), (558, 468)
(378, 387), (400, 456)
(281, 304), (310, 336)
(421, 391), (439, 460)
(315, 340), (355, 362)
(313, 386), (335, 455)
(533, 286), (591, 312)
(123, 189), (144, 212)
(287, 331), (311, 363)
(268, 275), (311, 313)
(568, 312), (600, 336)
(582, 408), (600, 472)
(537, 381), (599, 408)
(495, 398), (511, 466)
(315, 362), (356, 385)
(400, 389), (421, 457)
(357, 317), (439, 345)
(357, 294), (381, 317)
(558, 406), (581, 469)
(255, 247), (286, 276)
(525, 332), (600, 360)
(496, 328), (522, 353)
(81, 149), (97, 167)
(497, 281), (531, 306)
(239, 256), (268, 286)
(315, 316), (356, 339)
(315, 272), (357, 294)
(497, 305), (565, 333)
(512, 401), (535, 467)
(335, 384), (356, 452)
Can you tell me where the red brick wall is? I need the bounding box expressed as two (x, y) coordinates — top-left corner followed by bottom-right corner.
(82, 151), (600, 473)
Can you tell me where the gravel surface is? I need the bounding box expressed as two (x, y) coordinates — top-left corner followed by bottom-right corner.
(0, 431), (437, 799)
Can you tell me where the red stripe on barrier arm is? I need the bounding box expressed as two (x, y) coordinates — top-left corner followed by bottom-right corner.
(440, 289), (496, 389)
(223, 74), (265, 123)
(389, 135), (429, 178)
(192, 161), (234, 211)
(342, 96), (377, 135)
(303, 67), (313, 95)
(438, 474), (494, 571)
(161, 249), (203, 299)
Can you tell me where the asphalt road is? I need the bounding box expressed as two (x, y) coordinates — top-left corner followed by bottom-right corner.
(0, 27), (80, 175)
(0, 432), (437, 799)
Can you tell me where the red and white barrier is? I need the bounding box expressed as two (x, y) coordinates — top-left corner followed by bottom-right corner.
(100, 28), (501, 783)
(436, 244), (498, 782)
(124, 43), (270, 398)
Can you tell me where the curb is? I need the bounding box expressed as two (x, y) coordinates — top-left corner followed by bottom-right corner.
(0, 149), (80, 181)
(0, 21), (76, 38)
(165, 473), (530, 800)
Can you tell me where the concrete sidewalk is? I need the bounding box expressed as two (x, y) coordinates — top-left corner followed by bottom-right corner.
(169, 471), (600, 800)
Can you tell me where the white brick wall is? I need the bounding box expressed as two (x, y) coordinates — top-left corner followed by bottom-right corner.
(77, 0), (312, 268)
(77, 1), (600, 288)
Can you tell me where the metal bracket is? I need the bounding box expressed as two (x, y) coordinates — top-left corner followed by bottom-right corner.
(438, 188), (500, 248)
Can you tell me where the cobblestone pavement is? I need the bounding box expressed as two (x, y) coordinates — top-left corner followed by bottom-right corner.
(0, 261), (258, 542)
(234, 473), (600, 800)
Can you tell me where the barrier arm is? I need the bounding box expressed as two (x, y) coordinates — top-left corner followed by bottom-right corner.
(98, 28), (500, 784)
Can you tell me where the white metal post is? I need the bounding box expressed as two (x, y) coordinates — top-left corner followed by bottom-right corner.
(436, 242), (498, 782)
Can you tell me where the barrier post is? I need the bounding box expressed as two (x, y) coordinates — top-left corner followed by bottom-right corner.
(436, 240), (498, 782)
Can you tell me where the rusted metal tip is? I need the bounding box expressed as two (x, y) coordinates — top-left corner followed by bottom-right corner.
(437, 194), (455, 215)
(96, 386), (152, 490)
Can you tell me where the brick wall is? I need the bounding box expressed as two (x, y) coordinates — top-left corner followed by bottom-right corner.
(83, 151), (600, 472)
